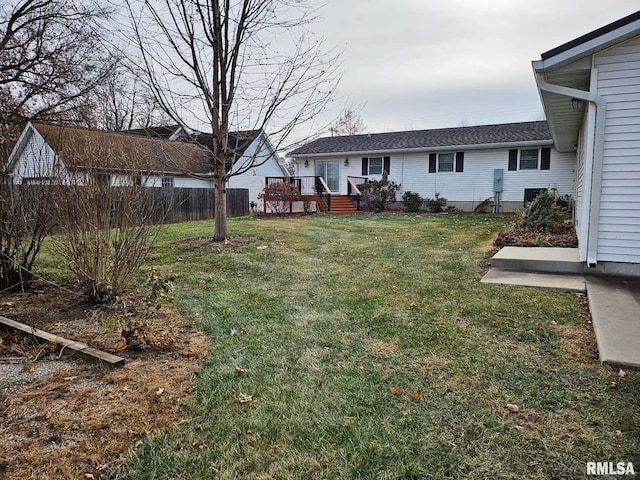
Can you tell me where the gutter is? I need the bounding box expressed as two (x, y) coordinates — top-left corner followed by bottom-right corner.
(287, 139), (554, 159)
(533, 69), (606, 268)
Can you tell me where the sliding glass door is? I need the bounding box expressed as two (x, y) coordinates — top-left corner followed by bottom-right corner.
(314, 160), (340, 192)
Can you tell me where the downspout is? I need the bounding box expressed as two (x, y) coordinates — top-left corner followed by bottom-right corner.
(534, 71), (606, 267)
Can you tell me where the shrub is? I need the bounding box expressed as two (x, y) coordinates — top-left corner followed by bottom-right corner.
(359, 174), (401, 212)
(402, 191), (422, 212)
(424, 192), (447, 213)
(519, 189), (570, 231)
(258, 182), (300, 214)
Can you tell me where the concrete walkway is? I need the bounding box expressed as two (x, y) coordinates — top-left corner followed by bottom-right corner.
(482, 247), (640, 369)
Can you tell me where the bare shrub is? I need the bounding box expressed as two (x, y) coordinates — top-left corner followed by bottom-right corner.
(0, 177), (57, 291)
(258, 182), (300, 214)
(53, 137), (164, 302)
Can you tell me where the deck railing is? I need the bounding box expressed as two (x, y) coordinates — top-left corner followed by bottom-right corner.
(347, 176), (367, 211)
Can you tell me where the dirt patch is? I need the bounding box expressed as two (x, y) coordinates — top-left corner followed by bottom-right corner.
(0, 282), (210, 479)
(178, 235), (250, 249)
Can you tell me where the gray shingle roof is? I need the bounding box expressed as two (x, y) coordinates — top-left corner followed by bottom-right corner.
(288, 121), (551, 156)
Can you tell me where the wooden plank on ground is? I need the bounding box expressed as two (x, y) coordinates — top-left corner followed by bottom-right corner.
(0, 315), (125, 368)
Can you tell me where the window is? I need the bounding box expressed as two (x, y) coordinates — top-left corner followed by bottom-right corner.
(508, 148), (551, 171)
(369, 157), (383, 175)
(520, 149), (539, 170)
(438, 153), (454, 172)
(361, 156), (391, 176)
(428, 152), (464, 173)
(162, 176), (174, 188)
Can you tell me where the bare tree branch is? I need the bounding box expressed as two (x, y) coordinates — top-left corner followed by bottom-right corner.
(121, 0), (340, 240)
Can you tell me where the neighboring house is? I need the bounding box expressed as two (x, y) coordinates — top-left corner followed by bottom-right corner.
(127, 125), (290, 209)
(287, 121), (575, 212)
(533, 10), (640, 277)
(7, 122), (212, 188)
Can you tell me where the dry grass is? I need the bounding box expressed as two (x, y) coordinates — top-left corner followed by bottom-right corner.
(0, 283), (209, 479)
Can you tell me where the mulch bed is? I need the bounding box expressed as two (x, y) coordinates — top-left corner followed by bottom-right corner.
(494, 221), (578, 248)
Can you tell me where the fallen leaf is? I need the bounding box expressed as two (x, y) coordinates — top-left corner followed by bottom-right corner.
(610, 381), (618, 389)
(64, 376), (79, 382)
(445, 384), (453, 392)
(114, 340), (127, 351)
(506, 403), (520, 413)
(155, 387), (165, 396)
(618, 369), (627, 378)
(615, 430), (622, 437)
(412, 391), (423, 400)
(389, 387), (403, 395)
(409, 302), (418, 308)
(230, 328), (239, 336)
(238, 393), (253, 403)
(84, 474), (95, 479)
(489, 321), (500, 327)
(257, 245), (268, 250)
(234, 367), (247, 375)
(240, 327), (247, 334)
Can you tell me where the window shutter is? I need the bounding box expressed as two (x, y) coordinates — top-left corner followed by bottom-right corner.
(428, 153), (437, 173)
(455, 152), (464, 172)
(383, 156), (391, 175)
(541, 148), (551, 170)
(361, 157), (368, 175)
(508, 149), (518, 171)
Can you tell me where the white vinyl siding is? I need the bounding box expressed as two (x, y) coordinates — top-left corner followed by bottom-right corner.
(594, 35), (640, 263)
(400, 147), (574, 206)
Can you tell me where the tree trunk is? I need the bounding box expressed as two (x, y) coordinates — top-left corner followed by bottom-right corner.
(213, 173), (227, 241)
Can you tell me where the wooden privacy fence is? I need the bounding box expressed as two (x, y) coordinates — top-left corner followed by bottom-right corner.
(12, 184), (249, 227)
(142, 187), (249, 223)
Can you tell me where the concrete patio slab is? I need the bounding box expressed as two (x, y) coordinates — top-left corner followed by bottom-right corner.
(586, 276), (640, 369)
(491, 246), (582, 274)
(481, 269), (586, 292)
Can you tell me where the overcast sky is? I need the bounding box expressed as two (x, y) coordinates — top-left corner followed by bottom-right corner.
(309, 1), (639, 135)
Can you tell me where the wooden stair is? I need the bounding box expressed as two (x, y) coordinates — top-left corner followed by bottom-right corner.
(328, 195), (358, 215)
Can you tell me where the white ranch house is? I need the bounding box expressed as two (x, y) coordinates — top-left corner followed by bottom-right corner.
(287, 121), (574, 213)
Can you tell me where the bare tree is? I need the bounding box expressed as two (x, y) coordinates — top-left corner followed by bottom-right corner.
(89, 64), (172, 131)
(0, 0), (115, 290)
(331, 108), (366, 136)
(124, 0), (340, 240)
(0, 0), (114, 137)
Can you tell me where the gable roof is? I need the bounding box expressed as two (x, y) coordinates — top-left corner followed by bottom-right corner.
(288, 121), (552, 157)
(31, 123), (211, 174)
(541, 10), (640, 61)
(125, 125), (261, 163)
(533, 10), (640, 152)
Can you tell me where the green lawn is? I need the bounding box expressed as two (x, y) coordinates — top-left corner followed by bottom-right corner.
(111, 214), (639, 479)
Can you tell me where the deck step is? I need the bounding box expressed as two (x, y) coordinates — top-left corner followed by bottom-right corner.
(329, 195), (358, 215)
(491, 246), (583, 274)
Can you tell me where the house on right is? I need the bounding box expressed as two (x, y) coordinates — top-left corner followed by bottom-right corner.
(533, 10), (640, 277)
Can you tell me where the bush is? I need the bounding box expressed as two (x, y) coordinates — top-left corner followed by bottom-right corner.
(402, 191), (422, 212)
(360, 174), (401, 212)
(424, 192), (447, 213)
(258, 182), (300, 214)
(519, 189), (570, 231)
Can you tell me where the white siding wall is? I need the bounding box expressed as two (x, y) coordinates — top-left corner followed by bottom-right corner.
(574, 108), (592, 261)
(227, 134), (287, 207)
(293, 146), (574, 211)
(10, 127), (64, 184)
(401, 148), (574, 208)
(594, 36), (640, 263)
